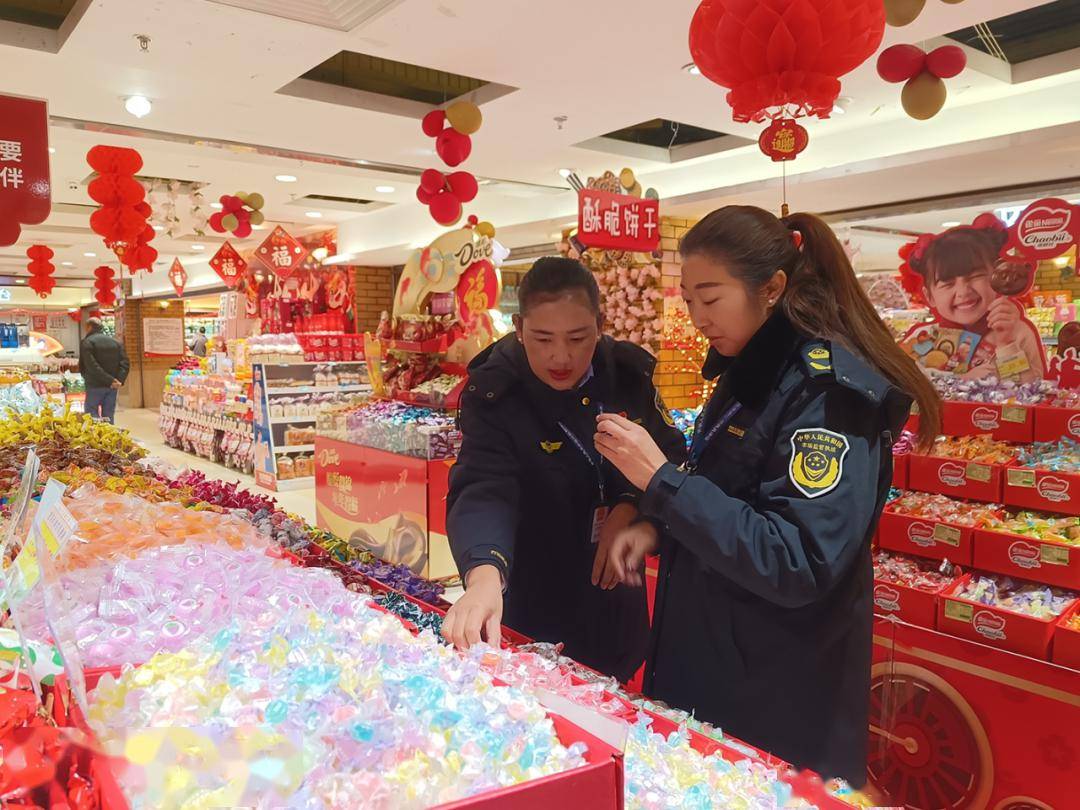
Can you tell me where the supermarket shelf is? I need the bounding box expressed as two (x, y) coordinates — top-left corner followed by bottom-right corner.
(270, 416), (317, 424)
(271, 475), (314, 491)
(264, 385), (370, 395)
(276, 444), (315, 452)
(259, 360), (366, 367)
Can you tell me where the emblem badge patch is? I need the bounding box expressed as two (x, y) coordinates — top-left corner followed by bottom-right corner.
(540, 441), (563, 454)
(789, 428), (849, 498)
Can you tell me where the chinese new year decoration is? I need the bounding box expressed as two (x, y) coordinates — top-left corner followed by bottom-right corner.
(209, 241), (247, 288)
(67, 308), (81, 322)
(86, 145), (156, 272)
(884, 0), (967, 28)
(209, 192), (265, 239)
(0, 94), (51, 247)
(417, 100), (483, 226)
(93, 265), (117, 306)
(758, 119), (809, 162)
(877, 44), (966, 120)
(25, 244), (55, 298)
(689, 0), (885, 127)
(168, 257), (188, 296)
(254, 225), (308, 279)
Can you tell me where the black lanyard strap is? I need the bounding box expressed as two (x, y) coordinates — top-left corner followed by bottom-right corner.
(558, 418), (606, 502)
(683, 401), (742, 473)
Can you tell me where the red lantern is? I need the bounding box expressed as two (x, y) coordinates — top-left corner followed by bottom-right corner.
(25, 244), (56, 297)
(758, 119), (809, 162)
(689, 0), (886, 123)
(86, 145), (153, 262)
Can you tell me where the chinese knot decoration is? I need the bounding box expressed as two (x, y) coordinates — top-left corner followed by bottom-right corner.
(26, 244), (55, 298)
(758, 119), (809, 162)
(877, 44), (966, 120)
(93, 265), (117, 306)
(168, 257), (188, 296)
(209, 241), (247, 288)
(417, 100), (483, 226)
(689, 0), (884, 152)
(86, 145), (157, 273)
(254, 225), (308, 279)
(209, 192), (265, 239)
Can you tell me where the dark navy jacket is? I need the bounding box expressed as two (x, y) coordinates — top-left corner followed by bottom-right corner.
(640, 312), (911, 784)
(448, 334), (686, 681)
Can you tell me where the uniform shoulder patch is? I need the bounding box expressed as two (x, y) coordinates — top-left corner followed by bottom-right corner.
(788, 428), (849, 498)
(540, 441), (563, 454)
(656, 390), (676, 428)
(803, 344), (833, 375)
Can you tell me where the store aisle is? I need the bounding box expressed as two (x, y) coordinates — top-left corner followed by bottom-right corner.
(115, 408), (317, 525)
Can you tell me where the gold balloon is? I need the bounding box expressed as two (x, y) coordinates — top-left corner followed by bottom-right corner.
(246, 192), (265, 210)
(446, 101), (483, 135)
(221, 213), (239, 232)
(235, 192), (249, 202)
(619, 168), (636, 189)
(628, 181), (643, 198)
(884, 0), (926, 26)
(901, 73), (947, 120)
(476, 221), (495, 237)
(249, 210), (265, 226)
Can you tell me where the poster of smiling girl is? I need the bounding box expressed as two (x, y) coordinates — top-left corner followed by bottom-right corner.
(899, 213), (1046, 383)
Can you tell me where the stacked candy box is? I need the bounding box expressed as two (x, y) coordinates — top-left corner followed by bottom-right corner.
(975, 507), (1080, 590)
(1034, 386), (1080, 442)
(1052, 602), (1080, 669)
(930, 374), (1053, 442)
(872, 549), (961, 628)
(909, 435), (1017, 503)
(879, 490), (1004, 564)
(939, 572), (1078, 659)
(1004, 438), (1080, 517)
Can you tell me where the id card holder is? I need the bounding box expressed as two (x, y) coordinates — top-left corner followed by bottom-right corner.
(589, 506), (610, 545)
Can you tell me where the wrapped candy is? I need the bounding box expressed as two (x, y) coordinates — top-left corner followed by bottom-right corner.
(1015, 438), (1080, 472)
(886, 491), (1005, 527)
(892, 429), (916, 457)
(927, 435), (1018, 464)
(349, 559), (445, 604)
(957, 574), (1076, 619)
(670, 407), (701, 447)
(1067, 612), (1080, 632)
(928, 373), (1056, 405)
(988, 511), (1080, 546)
(873, 550), (958, 592)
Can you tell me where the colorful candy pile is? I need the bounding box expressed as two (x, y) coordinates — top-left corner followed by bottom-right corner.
(0, 409), (145, 460)
(891, 429), (916, 457)
(87, 602), (587, 809)
(886, 491), (1004, 526)
(18, 542), (342, 668)
(349, 558), (447, 604)
(1015, 438), (1080, 472)
(343, 399), (459, 459)
(988, 512), (1080, 546)
(873, 550), (959, 593)
(670, 407), (701, 446)
(374, 591), (445, 637)
(956, 574), (1076, 619)
(928, 374), (1055, 405)
(927, 435), (1018, 464)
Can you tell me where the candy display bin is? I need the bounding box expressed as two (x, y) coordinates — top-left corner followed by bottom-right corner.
(877, 509), (974, 565)
(937, 575), (1072, 660)
(1051, 603), (1080, 669)
(891, 451), (909, 489)
(940, 400), (1034, 443)
(908, 453), (1005, 503)
(972, 527), (1080, 590)
(1032, 403), (1080, 443)
(873, 575), (952, 629)
(1002, 463), (1080, 517)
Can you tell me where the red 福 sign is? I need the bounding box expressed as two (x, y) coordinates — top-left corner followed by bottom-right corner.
(0, 94), (51, 247)
(577, 188), (660, 252)
(209, 241), (247, 288)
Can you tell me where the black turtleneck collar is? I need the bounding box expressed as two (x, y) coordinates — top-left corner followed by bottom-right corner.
(702, 310), (802, 411)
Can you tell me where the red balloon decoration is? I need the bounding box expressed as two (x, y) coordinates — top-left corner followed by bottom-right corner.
(209, 191), (265, 239)
(876, 44), (926, 83)
(926, 45), (967, 79)
(418, 100), (484, 224)
(26, 244), (56, 299)
(421, 110), (447, 137)
(429, 192), (463, 226)
(447, 171), (478, 203)
(435, 129), (472, 167)
(877, 43), (967, 120)
(689, 0), (885, 124)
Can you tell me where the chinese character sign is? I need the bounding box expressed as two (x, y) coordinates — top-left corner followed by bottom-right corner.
(577, 189), (660, 252)
(255, 226), (309, 279)
(0, 94), (51, 247)
(209, 241), (247, 288)
(168, 258), (188, 297)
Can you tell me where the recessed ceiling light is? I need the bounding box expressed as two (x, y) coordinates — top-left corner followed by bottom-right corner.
(153, 225), (164, 231)
(83, 252), (96, 257)
(375, 185), (395, 193)
(191, 244), (205, 251)
(15, 279), (25, 284)
(61, 261), (74, 266)
(682, 62), (701, 75)
(305, 211), (323, 218)
(275, 174), (297, 183)
(557, 169), (573, 178)
(941, 221), (961, 228)
(124, 95), (152, 118)
(48, 147), (56, 154)
(210, 202), (222, 210)
(478, 179), (494, 186)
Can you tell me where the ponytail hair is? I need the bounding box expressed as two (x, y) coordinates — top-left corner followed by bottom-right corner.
(680, 205), (941, 449)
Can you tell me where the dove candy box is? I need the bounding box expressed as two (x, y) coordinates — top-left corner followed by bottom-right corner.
(937, 574), (1078, 660)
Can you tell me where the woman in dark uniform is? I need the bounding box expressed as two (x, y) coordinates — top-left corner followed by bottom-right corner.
(442, 256), (686, 681)
(594, 206), (941, 782)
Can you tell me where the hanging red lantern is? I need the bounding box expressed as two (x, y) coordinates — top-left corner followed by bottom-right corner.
(26, 244), (56, 298)
(93, 265), (117, 306)
(689, 0), (885, 124)
(86, 145), (153, 264)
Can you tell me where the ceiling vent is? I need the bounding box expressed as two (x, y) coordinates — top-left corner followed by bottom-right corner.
(576, 118), (753, 164)
(0, 0), (92, 54)
(205, 0), (404, 32)
(288, 193), (390, 214)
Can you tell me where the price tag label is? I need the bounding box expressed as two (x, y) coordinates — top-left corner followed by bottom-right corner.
(944, 600), (974, 623)
(1001, 405), (1028, 424)
(1041, 544), (1070, 566)
(1008, 468), (1036, 488)
(933, 524), (962, 547)
(966, 463), (992, 483)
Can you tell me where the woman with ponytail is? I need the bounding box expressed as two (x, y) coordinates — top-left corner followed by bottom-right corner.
(593, 205), (940, 784)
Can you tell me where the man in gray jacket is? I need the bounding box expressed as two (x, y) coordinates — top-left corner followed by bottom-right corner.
(79, 317), (130, 423)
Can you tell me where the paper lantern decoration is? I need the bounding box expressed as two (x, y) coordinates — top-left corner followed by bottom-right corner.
(26, 244), (55, 299)
(209, 191), (264, 239)
(68, 309), (82, 322)
(878, 44), (966, 120)
(86, 146), (149, 264)
(758, 119), (809, 162)
(689, 0), (885, 124)
(168, 258), (188, 296)
(93, 265), (117, 306)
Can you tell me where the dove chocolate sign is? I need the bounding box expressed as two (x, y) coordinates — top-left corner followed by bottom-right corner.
(1008, 541), (1041, 570)
(873, 584), (901, 613)
(973, 610), (1008, 641)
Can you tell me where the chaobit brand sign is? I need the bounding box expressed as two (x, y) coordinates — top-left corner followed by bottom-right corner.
(1008, 541), (1041, 570)
(907, 522), (936, 547)
(938, 462), (967, 488)
(973, 610), (1007, 641)
(873, 584), (901, 613)
(1037, 475), (1070, 503)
